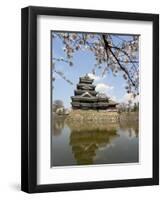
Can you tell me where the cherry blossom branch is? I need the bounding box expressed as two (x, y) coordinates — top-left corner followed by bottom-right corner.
(102, 34), (136, 87)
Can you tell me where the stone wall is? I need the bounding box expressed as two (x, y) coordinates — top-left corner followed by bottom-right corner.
(65, 110), (119, 123)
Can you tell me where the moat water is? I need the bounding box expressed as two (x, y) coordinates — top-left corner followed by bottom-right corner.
(51, 117), (139, 167)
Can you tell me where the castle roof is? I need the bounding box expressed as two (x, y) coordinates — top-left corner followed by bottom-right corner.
(79, 74), (93, 84)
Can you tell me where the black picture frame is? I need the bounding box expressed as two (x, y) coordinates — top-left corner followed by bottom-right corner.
(21, 6), (159, 193)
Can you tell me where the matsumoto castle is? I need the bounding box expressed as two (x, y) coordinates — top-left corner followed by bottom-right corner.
(71, 74), (118, 110)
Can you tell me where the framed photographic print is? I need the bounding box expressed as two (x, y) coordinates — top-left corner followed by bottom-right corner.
(21, 6), (159, 193)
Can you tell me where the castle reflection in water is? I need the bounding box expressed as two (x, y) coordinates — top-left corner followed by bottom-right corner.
(51, 117), (139, 167)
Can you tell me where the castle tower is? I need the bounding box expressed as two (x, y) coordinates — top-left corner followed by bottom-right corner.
(71, 74), (118, 110)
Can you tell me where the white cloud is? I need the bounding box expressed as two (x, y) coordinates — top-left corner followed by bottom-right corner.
(95, 83), (114, 95)
(88, 73), (101, 81)
(88, 73), (107, 83)
(110, 96), (117, 102)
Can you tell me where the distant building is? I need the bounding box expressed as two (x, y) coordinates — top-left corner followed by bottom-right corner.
(71, 74), (118, 110)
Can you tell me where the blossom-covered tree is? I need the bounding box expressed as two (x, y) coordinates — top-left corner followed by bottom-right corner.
(52, 32), (139, 97)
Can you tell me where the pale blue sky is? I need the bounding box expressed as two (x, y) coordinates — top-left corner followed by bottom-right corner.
(52, 32), (138, 109)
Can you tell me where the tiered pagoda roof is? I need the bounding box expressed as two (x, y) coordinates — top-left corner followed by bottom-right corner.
(71, 74), (118, 110)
